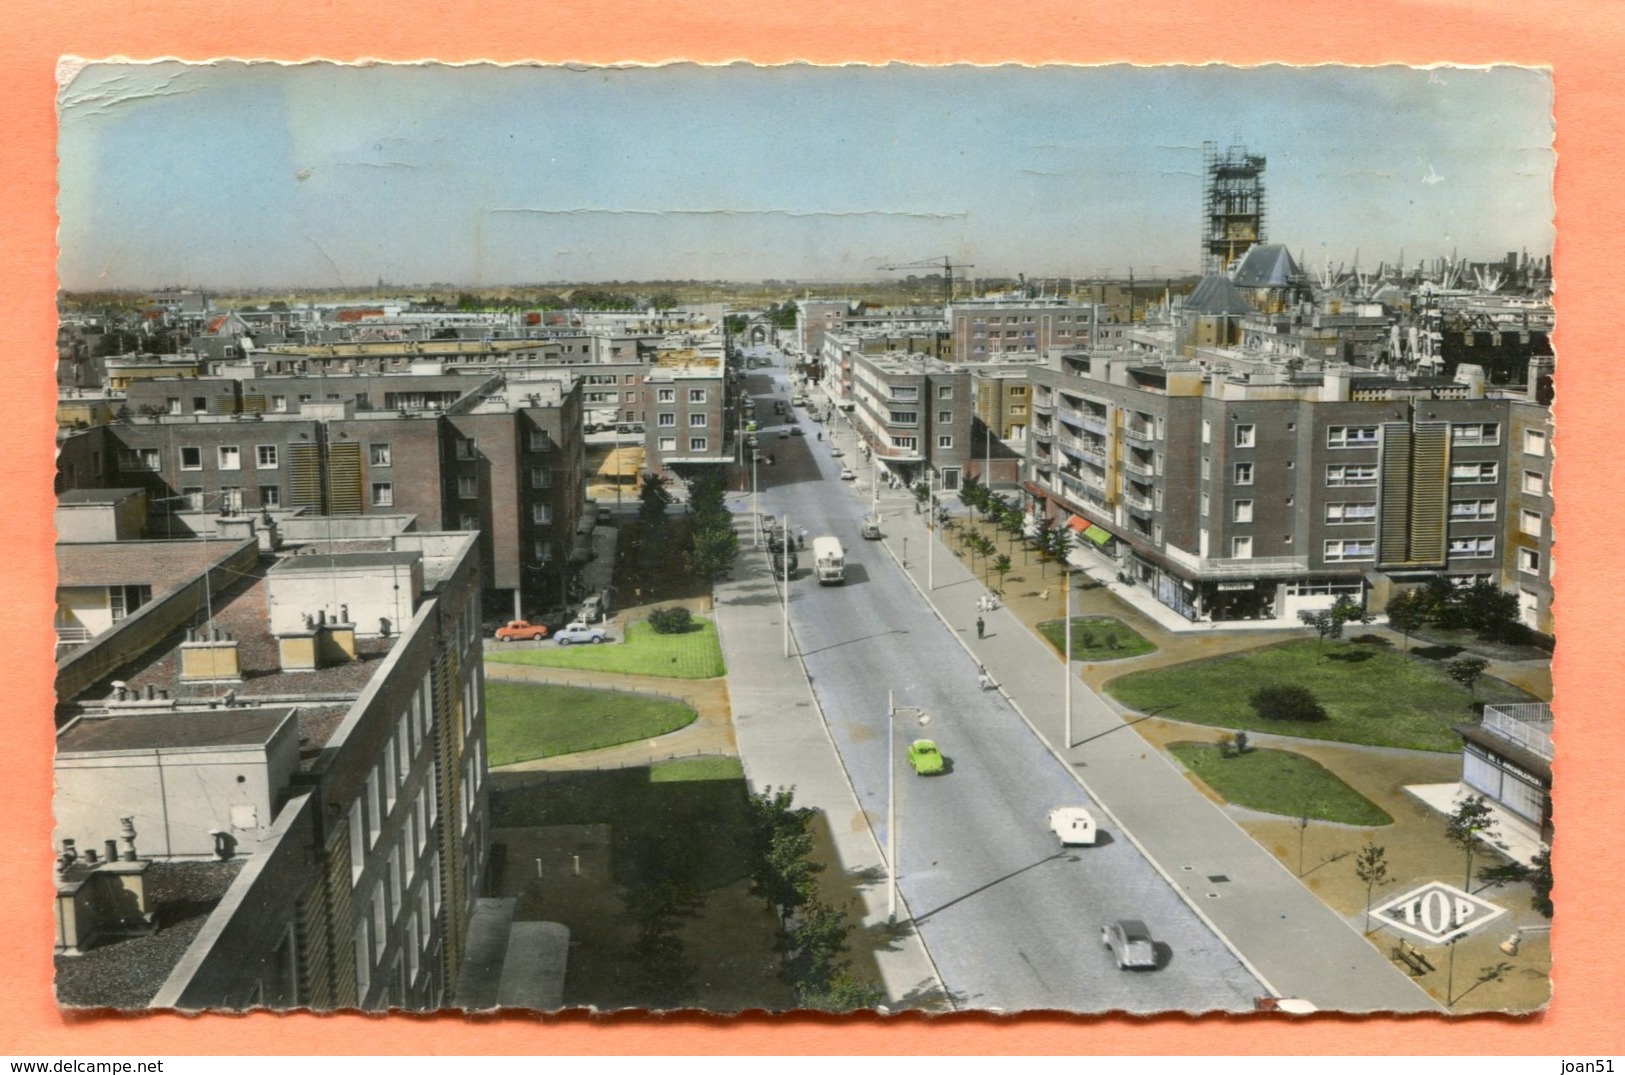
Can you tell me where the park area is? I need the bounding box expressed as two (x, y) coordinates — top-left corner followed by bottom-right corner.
(485, 616), (726, 679)
(1166, 741), (1393, 826)
(1104, 638), (1539, 752)
(1037, 615), (1155, 661)
(485, 681), (698, 766)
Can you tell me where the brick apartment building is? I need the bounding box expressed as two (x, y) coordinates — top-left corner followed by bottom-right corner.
(1025, 350), (1555, 632)
(53, 507), (489, 1010)
(847, 350), (974, 491)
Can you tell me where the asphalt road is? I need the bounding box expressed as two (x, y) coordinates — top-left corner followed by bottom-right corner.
(736, 348), (1263, 1012)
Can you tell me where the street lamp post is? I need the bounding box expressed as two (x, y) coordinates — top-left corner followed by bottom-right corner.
(751, 450), (760, 548)
(155, 493), (221, 635)
(1064, 559), (1073, 749)
(927, 462), (935, 592)
(782, 514), (791, 659)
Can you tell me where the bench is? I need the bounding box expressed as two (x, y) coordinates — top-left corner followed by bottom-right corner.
(1391, 940), (1435, 976)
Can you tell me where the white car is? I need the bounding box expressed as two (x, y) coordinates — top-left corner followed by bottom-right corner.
(839, 467), (857, 481)
(554, 622), (611, 645)
(830, 447), (845, 458)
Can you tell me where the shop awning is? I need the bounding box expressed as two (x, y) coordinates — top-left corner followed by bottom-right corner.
(1081, 523), (1113, 546)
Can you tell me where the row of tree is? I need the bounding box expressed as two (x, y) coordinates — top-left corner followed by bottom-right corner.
(947, 474), (1081, 581)
(1386, 576), (1537, 648)
(746, 787), (884, 1011)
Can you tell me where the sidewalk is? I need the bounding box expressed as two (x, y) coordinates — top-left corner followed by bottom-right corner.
(711, 499), (950, 1011)
(873, 490), (1443, 1013)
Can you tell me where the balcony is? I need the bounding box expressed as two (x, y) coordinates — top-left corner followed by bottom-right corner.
(1056, 436), (1107, 467)
(1482, 703), (1554, 761)
(1121, 423), (1157, 444)
(1120, 457), (1155, 478)
(1121, 490), (1155, 511)
(1058, 471), (1108, 506)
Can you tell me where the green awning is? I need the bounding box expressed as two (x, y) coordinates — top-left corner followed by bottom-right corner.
(1081, 524), (1112, 546)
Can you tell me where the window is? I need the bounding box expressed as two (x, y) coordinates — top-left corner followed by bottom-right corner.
(370, 444), (392, 466)
(218, 446), (241, 470)
(530, 467), (552, 489)
(658, 437), (676, 452)
(260, 485), (282, 508)
(457, 475), (478, 499)
(1202, 419), (1211, 445)
(658, 413), (676, 427)
(1233, 462), (1254, 485)
(656, 388), (675, 403)
(1326, 464), (1378, 486)
(1201, 457), (1211, 480)
(1200, 492), (1210, 516)
(1450, 461), (1498, 484)
(890, 411), (918, 425)
(220, 487), (243, 513)
(180, 446), (203, 471)
(192, 396), (209, 415)
(938, 386), (954, 399)
(689, 413), (708, 427)
(688, 389), (706, 404)
(893, 436), (917, 451)
(1449, 500), (1497, 521)
(1327, 426), (1380, 448)
(256, 445), (278, 468)
(1324, 539), (1376, 562)
(1520, 509), (1543, 537)
(181, 486), (204, 510)
(1522, 470), (1546, 496)
(349, 801), (366, 883)
(1232, 500), (1253, 523)
(1450, 422), (1500, 446)
(528, 430), (551, 452)
(532, 540), (552, 562)
(272, 395), (288, 413)
(531, 504), (552, 525)
(1518, 548), (1542, 575)
(938, 411), (953, 423)
(371, 483), (393, 507)
(1326, 502), (1377, 523)
(689, 437), (708, 452)
(1234, 423), (1256, 448)
(1449, 536), (1496, 558)
(1523, 429), (1547, 456)
(455, 438), (478, 461)
(624, 374), (636, 385)
(937, 436), (954, 449)
(459, 513), (479, 531)
(107, 584), (151, 622)
(1231, 536), (1253, 559)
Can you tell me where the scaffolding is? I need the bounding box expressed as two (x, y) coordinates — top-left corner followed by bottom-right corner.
(1202, 140), (1267, 276)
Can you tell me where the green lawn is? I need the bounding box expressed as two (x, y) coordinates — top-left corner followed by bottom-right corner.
(1105, 638), (1537, 752)
(1168, 742), (1393, 825)
(652, 756), (745, 783)
(485, 618), (726, 679)
(486, 681), (698, 766)
(1037, 616), (1156, 662)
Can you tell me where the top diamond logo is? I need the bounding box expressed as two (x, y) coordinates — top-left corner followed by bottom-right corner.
(1372, 881), (1507, 945)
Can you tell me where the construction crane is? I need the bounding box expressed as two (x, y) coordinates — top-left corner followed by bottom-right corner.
(879, 256), (976, 303)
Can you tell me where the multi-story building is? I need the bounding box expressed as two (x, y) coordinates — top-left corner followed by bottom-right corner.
(644, 360), (729, 477)
(55, 371), (585, 624)
(1025, 350), (1554, 631)
(847, 350), (973, 491)
(52, 507), (488, 1010)
(947, 300), (1102, 363)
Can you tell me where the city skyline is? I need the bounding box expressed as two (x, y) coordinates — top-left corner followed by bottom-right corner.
(57, 62), (1553, 292)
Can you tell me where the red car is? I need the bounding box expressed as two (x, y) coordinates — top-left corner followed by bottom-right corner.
(495, 620), (550, 642)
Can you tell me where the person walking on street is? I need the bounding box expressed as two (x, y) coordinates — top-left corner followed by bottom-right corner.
(976, 616), (986, 640)
(798, 527), (808, 549)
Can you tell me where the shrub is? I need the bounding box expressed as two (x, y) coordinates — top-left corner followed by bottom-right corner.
(648, 606), (695, 635)
(1249, 684), (1328, 723)
(1349, 633), (1392, 647)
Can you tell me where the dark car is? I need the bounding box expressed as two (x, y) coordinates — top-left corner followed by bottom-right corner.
(1101, 919), (1157, 969)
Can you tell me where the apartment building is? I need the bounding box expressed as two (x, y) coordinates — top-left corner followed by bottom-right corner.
(53, 510), (488, 1010)
(644, 361), (729, 476)
(55, 371), (585, 624)
(847, 350), (973, 490)
(1026, 351), (1555, 632)
(947, 300), (1102, 363)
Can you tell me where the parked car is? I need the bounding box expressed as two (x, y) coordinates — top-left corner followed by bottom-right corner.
(861, 519), (882, 540)
(839, 467), (857, 481)
(554, 622), (611, 645)
(790, 427), (805, 437)
(1101, 919), (1158, 969)
(907, 740), (945, 776)
(830, 447), (844, 457)
(494, 620), (550, 642)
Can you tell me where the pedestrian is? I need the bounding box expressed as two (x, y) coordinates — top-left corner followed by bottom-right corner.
(817, 431), (823, 441)
(976, 616), (986, 640)
(798, 527), (808, 549)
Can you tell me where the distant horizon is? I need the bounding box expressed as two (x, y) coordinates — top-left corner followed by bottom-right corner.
(58, 62), (1554, 293)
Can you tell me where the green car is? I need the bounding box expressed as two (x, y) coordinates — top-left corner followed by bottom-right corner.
(907, 739), (945, 776)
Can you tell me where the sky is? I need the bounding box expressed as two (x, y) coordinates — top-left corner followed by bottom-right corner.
(55, 62), (1555, 291)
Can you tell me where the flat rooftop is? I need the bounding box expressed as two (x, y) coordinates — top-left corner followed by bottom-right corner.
(58, 707), (292, 754)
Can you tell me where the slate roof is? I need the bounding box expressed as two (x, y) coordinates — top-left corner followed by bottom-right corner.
(1183, 274), (1256, 316)
(1230, 244), (1305, 288)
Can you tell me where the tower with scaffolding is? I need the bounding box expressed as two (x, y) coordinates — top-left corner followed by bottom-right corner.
(1202, 140), (1267, 276)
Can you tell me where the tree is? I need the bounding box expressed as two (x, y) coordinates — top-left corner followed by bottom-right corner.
(1476, 845), (1553, 920)
(1034, 515), (1056, 578)
(1352, 841), (1392, 934)
(1249, 683), (1328, 723)
(1457, 580), (1524, 644)
(686, 517), (739, 583)
(993, 554), (1013, 593)
(958, 473), (983, 519)
(1444, 794), (1499, 890)
(636, 472), (674, 580)
(1446, 655), (1490, 705)
(744, 786), (823, 926)
(1299, 595), (1373, 653)
(1384, 589), (1431, 659)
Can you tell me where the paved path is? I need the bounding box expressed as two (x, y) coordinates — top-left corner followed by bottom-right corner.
(873, 487), (1443, 1013)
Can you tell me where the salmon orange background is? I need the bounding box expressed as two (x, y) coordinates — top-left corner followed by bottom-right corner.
(2, 0), (1616, 1056)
